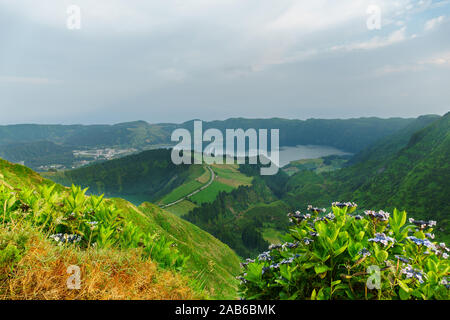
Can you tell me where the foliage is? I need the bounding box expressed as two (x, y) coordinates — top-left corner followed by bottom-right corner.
(0, 183), (187, 271)
(283, 113), (450, 242)
(184, 178), (281, 257)
(0, 226), (199, 300)
(238, 203), (450, 300)
(1, 157), (242, 299)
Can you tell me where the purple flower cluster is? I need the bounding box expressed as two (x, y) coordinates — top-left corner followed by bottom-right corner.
(364, 210), (390, 221)
(332, 202), (357, 208)
(282, 242), (299, 250)
(394, 255), (411, 264)
(368, 233), (395, 247)
(268, 244), (283, 250)
(287, 211), (311, 224)
(401, 265), (426, 284)
(307, 205), (326, 214)
(358, 248), (371, 258)
(236, 274), (248, 283)
(441, 277), (450, 289)
(313, 212), (335, 223)
(407, 236), (436, 249)
(257, 251), (273, 262)
(408, 218), (436, 230)
(50, 233), (82, 244)
(240, 258), (255, 269)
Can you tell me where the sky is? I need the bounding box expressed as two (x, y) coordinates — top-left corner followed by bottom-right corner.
(0, 0), (449, 125)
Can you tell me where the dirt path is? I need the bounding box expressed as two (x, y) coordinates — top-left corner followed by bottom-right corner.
(160, 165), (215, 208)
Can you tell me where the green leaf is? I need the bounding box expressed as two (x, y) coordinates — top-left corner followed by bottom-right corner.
(314, 264), (331, 274)
(399, 288), (410, 300)
(398, 280), (410, 293)
(376, 250), (388, 262)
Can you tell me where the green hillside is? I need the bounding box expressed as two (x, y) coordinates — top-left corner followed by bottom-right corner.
(0, 141), (76, 170)
(43, 149), (200, 206)
(0, 158), (241, 299)
(283, 113), (450, 241)
(0, 117), (420, 172)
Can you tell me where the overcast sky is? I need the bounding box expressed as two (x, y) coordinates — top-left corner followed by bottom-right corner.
(0, 0), (449, 124)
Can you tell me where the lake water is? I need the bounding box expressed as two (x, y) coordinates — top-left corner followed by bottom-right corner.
(277, 145), (352, 167)
(171, 144), (352, 168)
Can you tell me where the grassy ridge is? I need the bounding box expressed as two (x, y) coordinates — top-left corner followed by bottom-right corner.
(0, 158), (241, 299)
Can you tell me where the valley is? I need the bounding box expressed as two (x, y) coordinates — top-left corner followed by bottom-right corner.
(1, 114), (448, 300)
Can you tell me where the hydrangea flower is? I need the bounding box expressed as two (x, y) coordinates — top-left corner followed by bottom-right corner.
(364, 210), (390, 221)
(50, 233), (82, 244)
(257, 251), (272, 262)
(268, 244), (283, 250)
(358, 248), (371, 258)
(282, 242), (299, 249)
(368, 233), (395, 247)
(394, 255), (411, 264)
(240, 258), (255, 269)
(287, 211), (311, 223)
(407, 236), (436, 250)
(441, 277), (450, 289)
(236, 275), (248, 284)
(401, 265), (426, 284)
(332, 202), (357, 208)
(307, 205), (326, 214)
(408, 218), (437, 229)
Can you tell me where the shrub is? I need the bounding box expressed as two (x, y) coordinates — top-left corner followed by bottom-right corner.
(0, 184), (188, 271)
(238, 203), (450, 300)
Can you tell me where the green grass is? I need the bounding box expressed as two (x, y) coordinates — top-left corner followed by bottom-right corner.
(158, 165), (207, 205)
(130, 201), (241, 299)
(165, 200), (198, 217)
(0, 158), (241, 299)
(211, 164), (253, 187)
(190, 181), (235, 205)
(262, 228), (284, 244)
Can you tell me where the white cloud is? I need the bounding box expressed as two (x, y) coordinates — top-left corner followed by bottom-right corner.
(375, 51), (450, 75)
(331, 27), (408, 51)
(424, 15), (445, 30)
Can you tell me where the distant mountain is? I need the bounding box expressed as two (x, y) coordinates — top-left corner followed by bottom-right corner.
(0, 141), (75, 170)
(283, 113), (450, 241)
(1, 117), (419, 152)
(0, 121), (174, 147)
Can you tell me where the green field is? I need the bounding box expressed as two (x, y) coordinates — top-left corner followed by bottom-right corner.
(211, 164), (253, 187)
(159, 163), (253, 210)
(262, 228), (284, 244)
(282, 156), (349, 176)
(157, 165), (206, 205)
(190, 180), (235, 205)
(165, 199), (198, 217)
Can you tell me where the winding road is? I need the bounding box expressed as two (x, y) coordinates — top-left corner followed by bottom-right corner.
(160, 165), (215, 208)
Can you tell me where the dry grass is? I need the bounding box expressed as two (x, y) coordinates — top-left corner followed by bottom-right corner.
(0, 230), (199, 300)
